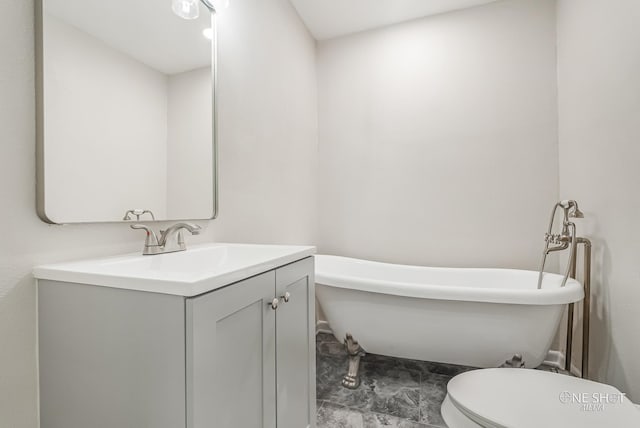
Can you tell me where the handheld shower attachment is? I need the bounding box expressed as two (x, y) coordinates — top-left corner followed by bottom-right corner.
(537, 200), (583, 289)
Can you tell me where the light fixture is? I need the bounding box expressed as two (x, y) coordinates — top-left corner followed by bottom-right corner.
(172, 0), (200, 19)
(202, 28), (213, 40)
(201, 0), (229, 12)
(173, 0), (229, 20)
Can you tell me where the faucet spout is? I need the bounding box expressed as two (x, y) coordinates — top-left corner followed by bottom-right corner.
(157, 223), (202, 254)
(159, 223), (201, 245)
(131, 222), (201, 255)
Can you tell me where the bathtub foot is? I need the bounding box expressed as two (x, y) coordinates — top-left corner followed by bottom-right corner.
(501, 354), (525, 368)
(342, 333), (366, 389)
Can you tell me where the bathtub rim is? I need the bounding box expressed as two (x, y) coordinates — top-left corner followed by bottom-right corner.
(315, 255), (584, 306)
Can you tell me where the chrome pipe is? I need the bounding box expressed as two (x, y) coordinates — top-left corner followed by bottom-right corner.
(565, 303), (574, 372)
(564, 223), (577, 287)
(579, 237), (592, 379)
(565, 241), (575, 373)
(563, 237), (592, 379)
(565, 239), (578, 372)
(537, 252), (548, 288)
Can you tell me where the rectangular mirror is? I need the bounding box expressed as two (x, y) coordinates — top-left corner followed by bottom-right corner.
(36, 0), (217, 224)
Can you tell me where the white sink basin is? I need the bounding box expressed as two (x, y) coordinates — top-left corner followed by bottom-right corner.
(33, 243), (316, 296)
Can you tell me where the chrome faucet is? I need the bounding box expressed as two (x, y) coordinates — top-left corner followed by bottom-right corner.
(537, 200), (584, 289)
(131, 222), (201, 255)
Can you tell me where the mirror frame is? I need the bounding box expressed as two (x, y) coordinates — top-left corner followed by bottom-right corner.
(34, 0), (219, 224)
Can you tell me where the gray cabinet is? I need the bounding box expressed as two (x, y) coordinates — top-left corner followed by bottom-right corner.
(39, 257), (315, 428)
(275, 258), (316, 428)
(39, 282), (187, 428)
(187, 270), (277, 428)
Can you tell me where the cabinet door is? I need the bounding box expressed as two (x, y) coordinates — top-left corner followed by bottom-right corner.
(39, 282), (186, 428)
(275, 257), (316, 428)
(186, 271), (277, 428)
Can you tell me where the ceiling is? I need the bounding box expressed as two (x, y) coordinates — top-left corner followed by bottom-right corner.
(43, 0), (500, 72)
(45, 0), (213, 75)
(289, 0), (499, 40)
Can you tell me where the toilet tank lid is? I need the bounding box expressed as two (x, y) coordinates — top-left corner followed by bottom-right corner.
(446, 368), (639, 428)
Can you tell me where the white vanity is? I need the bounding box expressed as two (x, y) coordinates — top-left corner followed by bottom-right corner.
(34, 244), (316, 428)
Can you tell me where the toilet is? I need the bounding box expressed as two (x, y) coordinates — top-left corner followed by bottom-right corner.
(441, 368), (640, 428)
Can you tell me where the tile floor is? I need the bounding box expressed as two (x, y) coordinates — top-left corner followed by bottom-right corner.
(315, 333), (477, 428)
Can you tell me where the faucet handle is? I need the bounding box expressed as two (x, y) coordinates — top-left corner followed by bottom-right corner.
(130, 224), (159, 247)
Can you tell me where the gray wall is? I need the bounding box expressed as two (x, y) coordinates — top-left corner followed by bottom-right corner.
(557, 0), (640, 401)
(316, 0), (559, 269)
(0, 0), (318, 426)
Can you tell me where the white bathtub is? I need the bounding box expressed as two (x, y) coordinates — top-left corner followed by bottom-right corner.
(315, 255), (584, 369)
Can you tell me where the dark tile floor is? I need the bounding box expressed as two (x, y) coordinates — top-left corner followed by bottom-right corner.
(316, 333), (477, 428)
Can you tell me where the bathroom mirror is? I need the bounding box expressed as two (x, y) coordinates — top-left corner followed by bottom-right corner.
(35, 0), (217, 224)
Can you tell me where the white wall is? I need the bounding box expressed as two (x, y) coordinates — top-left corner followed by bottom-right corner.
(557, 0), (640, 401)
(43, 13), (169, 222)
(45, 14), (218, 222)
(166, 67), (214, 220)
(213, 0), (318, 244)
(317, 0), (559, 269)
(0, 0), (317, 426)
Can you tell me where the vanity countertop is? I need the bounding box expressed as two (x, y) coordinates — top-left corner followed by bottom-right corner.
(33, 243), (315, 297)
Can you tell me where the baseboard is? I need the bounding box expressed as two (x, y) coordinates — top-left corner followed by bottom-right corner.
(543, 350), (581, 377)
(315, 320), (332, 335)
(543, 350), (565, 369)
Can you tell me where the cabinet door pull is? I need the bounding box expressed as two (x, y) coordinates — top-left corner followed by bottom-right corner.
(281, 292), (291, 303)
(270, 298), (279, 310)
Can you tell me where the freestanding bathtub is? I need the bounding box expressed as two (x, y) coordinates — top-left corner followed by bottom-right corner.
(315, 255), (584, 369)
